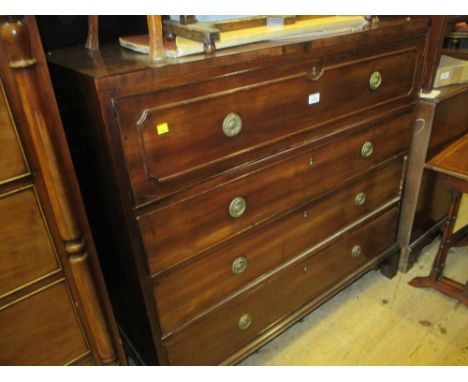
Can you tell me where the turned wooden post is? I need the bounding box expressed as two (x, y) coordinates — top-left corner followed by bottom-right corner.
(0, 16), (120, 365)
(428, 191), (462, 281)
(147, 15), (165, 62)
(85, 15), (99, 50)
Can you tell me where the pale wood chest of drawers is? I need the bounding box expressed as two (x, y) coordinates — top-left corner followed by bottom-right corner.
(0, 16), (126, 365)
(48, 17), (430, 365)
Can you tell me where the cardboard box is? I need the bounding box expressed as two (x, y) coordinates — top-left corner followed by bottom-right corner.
(433, 54), (468, 88)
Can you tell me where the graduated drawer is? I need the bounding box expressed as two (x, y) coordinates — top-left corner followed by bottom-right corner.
(0, 80), (28, 184)
(0, 186), (60, 298)
(140, 112), (412, 276)
(0, 281), (89, 365)
(114, 39), (422, 205)
(153, 157), (404, 335)
(163, 206), (399, 365)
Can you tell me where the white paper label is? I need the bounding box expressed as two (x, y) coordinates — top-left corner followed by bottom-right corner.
(308, 92), (320, 105)
(440, 71), (450, 80)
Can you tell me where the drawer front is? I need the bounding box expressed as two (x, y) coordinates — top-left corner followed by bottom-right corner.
(114, 40), (422, 204)
(164, 206), (399, 365)
(0, 187), (60, 297)
(140, 112), (412, 275)
(0, 80), (28, 184)
(154, 157), (404, 335)
(0, 281), (89, 365)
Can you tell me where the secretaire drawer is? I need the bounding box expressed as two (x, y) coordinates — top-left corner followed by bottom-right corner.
(114, 38), (423, 205)
(153, 157), (404, 335)
(163, 206), (399, 365)
(140, 112), (412, 276)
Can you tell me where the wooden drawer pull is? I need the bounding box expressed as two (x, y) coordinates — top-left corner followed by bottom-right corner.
(351, 244), (362, 258)
(369, 71), (382, 90)
(232, 256), (247, 275)
(229, 196), (247, 218)
(238, 313), (252, 330)
(361, 141), (374, 158)
(223, 112), (242, 137)
(354, 192), (366, 206)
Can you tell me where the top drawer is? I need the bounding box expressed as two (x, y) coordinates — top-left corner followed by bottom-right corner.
(0, 80), (28, 184)
(113, 39), (423, 205)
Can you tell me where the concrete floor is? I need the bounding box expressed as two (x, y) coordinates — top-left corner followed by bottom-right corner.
(240, 232), (468, 365)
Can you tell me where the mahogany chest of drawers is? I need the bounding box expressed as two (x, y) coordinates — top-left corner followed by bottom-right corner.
(48, 17), (430, 365)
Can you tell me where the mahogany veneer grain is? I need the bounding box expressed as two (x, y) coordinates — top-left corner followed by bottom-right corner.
(47, 17), (429, 365)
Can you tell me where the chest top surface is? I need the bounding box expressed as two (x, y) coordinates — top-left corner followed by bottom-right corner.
(47, 17), (430, 91)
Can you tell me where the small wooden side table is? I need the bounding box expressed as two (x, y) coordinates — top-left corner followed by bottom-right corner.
(409, 132), (468, 306)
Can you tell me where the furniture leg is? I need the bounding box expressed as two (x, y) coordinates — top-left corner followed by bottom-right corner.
(409, 190), (467, 306)
(85, 16), (99, 50)
(429, 190), (461, 281)
(147, 15), (165, 62)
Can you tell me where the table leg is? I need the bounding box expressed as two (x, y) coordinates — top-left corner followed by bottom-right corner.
(429, 190), (462, 281)
(409, 190), (468, 306)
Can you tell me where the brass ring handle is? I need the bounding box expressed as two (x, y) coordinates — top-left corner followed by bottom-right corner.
(369, 71), (382, 90)
(238, 313), (252, 330)
(354, 192), (366, 207)
(223, 112), (242, 137)
(229, 196), (247, 218)
(232, 256), (247, 275)
(361, 141), (374, 158)
(351, 244), (362, 258)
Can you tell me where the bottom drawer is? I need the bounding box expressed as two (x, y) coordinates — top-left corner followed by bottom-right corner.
(0, 280), (89, 365)
(163, 206), (399, 365)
